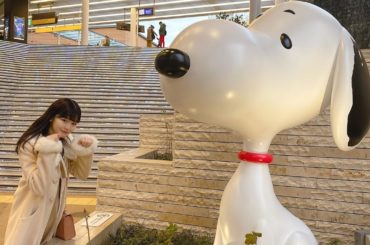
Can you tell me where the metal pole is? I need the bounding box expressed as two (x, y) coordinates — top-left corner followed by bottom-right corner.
(81, 0), (89, 45)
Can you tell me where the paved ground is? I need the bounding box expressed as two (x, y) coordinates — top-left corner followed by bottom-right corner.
(0, 192), (96, 245)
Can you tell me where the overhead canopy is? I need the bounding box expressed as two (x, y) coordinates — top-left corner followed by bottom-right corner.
(24, 0), (275, 29)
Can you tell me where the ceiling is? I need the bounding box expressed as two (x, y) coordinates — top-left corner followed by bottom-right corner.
(16, 0), (275, 29)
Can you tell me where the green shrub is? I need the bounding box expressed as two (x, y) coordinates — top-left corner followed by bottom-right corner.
(328, 238), (342, 245)
(103, 223), (213, 245)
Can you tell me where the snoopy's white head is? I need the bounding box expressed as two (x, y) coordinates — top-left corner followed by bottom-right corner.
(155, 1), (370, 152)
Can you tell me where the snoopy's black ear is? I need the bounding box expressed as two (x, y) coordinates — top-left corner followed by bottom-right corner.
(331, 29), (370, 151)
(347, 42), (370, 146)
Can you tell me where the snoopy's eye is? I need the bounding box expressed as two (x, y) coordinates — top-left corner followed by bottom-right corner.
(280, 33), (292, 49)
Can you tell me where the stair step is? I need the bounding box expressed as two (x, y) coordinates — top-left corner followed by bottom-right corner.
(0, 41), (170, 193)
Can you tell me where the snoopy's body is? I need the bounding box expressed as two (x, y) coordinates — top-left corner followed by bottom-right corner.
(155, 1), (370, 245)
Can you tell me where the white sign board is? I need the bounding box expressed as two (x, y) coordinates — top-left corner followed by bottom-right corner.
(81, 212), (113, 227)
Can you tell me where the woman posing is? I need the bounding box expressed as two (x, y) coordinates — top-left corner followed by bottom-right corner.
(4, 98), (98, 245)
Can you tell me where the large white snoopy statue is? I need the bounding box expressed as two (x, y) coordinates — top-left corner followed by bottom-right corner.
(155, 1), (370, 245)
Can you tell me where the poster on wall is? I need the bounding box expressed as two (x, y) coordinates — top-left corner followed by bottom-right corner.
(14, 16), (25, 40)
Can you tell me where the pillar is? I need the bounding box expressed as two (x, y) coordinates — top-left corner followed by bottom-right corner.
(249, 0), (261, 24)
(130, 7), (138, 47)
(275, 0), (286, 5)
(81, 0), (89, 45)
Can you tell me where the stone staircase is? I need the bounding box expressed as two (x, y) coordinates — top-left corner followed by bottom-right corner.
(0, 41), (172, 193)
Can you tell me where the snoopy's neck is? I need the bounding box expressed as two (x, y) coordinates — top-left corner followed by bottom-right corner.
(239, 151), (272, 163)
(242, 139), (271, 153)
(240, 139), (273, 168)
(233, 139), (277, 202)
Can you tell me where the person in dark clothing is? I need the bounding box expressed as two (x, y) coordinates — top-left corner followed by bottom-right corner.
(158, 21), (167, 48)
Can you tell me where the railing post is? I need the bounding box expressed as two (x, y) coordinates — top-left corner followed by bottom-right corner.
(275, 0), (286, 5)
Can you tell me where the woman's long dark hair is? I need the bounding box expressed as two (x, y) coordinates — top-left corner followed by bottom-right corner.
(15, 98), (81, 153)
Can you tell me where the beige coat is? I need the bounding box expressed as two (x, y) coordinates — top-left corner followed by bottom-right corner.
(4, 134), (98, 245)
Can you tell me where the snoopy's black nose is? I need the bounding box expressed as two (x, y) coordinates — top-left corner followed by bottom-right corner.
(155, 48), (190, 78)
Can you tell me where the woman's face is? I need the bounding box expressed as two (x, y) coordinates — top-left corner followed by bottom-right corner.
(49, 115), (77, 139)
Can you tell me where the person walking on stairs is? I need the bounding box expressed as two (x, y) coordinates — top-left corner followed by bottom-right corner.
(147, 25), (157, 47)
(158, 21), (167, 48)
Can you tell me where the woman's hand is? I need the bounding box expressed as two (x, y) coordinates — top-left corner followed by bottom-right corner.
(47, 133), (62, 142)
(78, 136), (93, 148)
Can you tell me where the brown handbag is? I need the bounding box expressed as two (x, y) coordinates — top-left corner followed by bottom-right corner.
(56, 211), (76, 240)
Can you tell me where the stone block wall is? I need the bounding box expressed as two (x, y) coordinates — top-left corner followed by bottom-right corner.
(139, 113), (174, 155)
(97, 114), (223, 234)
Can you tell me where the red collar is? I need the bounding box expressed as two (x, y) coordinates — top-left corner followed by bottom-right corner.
(238, 151), (273, 164)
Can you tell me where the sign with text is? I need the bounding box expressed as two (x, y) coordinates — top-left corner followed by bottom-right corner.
(138, 8), (154, 16)
(81, 212), (113, 227)
(32, 12), (58, 26)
